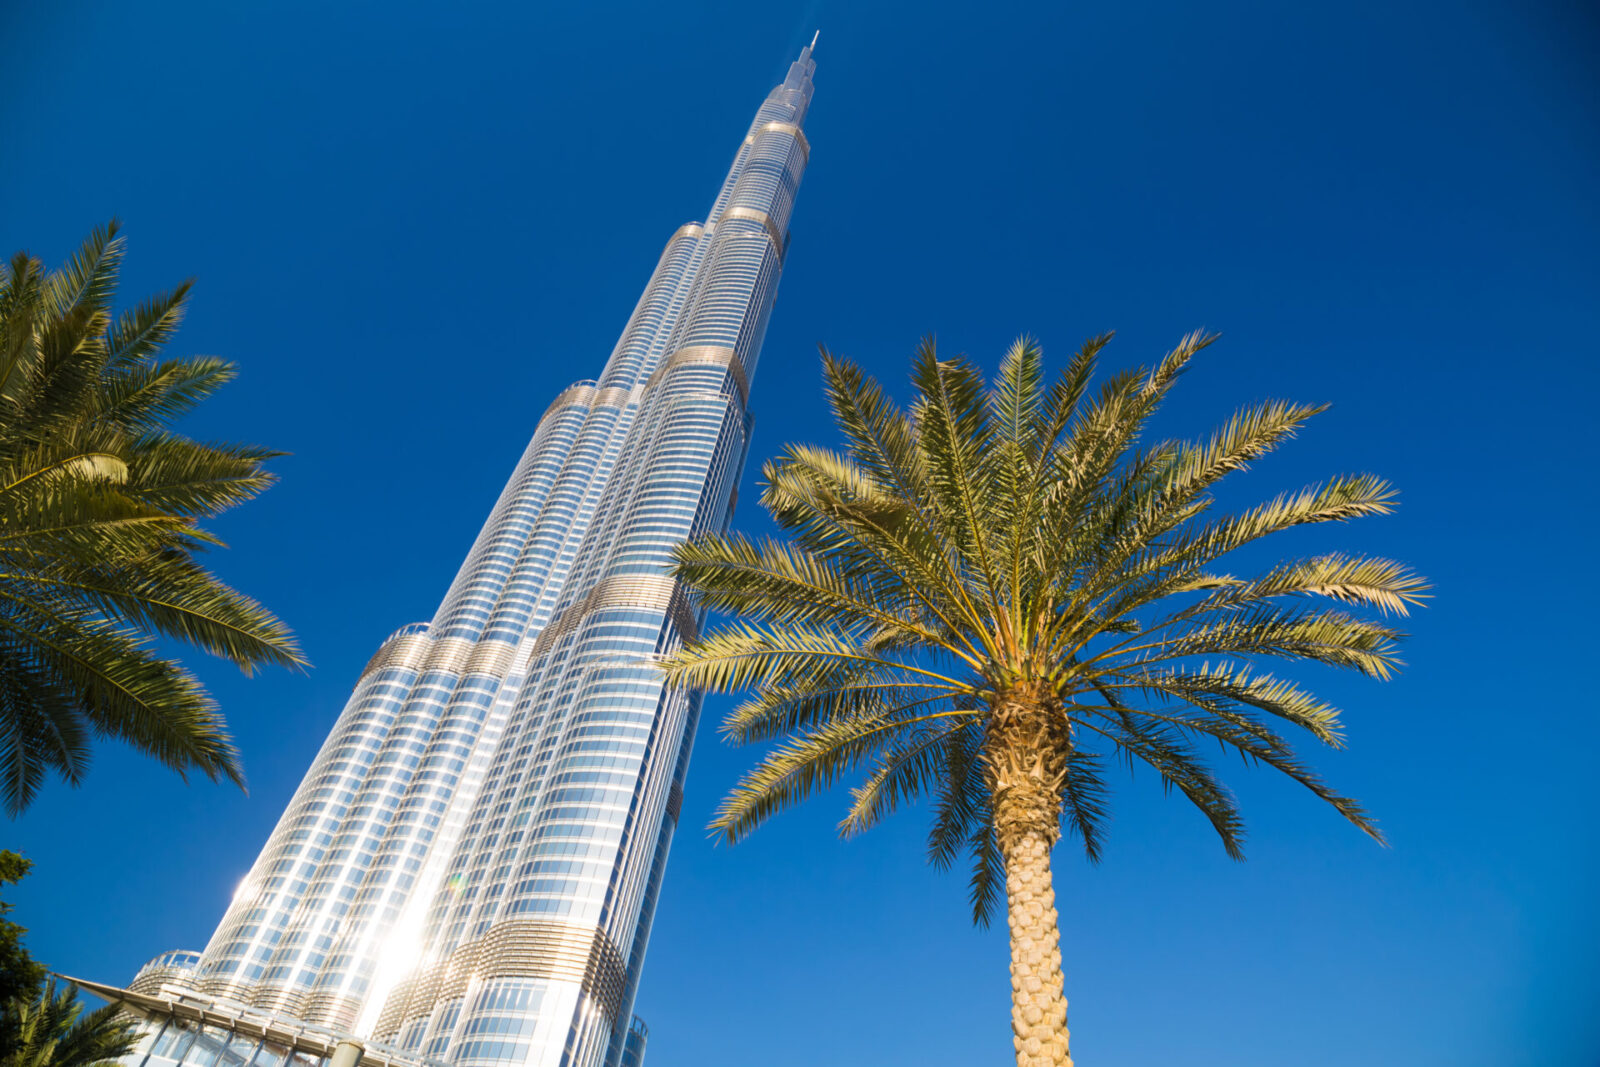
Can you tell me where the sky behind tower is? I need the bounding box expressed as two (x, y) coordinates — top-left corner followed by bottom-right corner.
(1, 1), (1596, 1065)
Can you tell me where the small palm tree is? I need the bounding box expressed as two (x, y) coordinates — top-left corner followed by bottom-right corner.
(1, 980), (136, 1067)
(0, 222), (302, 814)
(661, 333), (1425, 1067)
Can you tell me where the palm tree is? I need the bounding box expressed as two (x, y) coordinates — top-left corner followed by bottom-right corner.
(1, 981), (136, 1067)
(0, 222), (302, 815)
(661, 333), (1425, 1067)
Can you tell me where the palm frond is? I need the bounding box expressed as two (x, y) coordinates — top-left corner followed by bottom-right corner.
(1083, 712), (1247, 859)
(909, 340), (1005, 616)
(94, 354), (232, 433)
(722, 670), (959, 744)
(1204, 553), (1429, 617)
(1113, 662), (1345, 745)
(965, 814), (1004, 926)
(841, 715), (976, 836)
(669, 532), (944, 647)
(710, 710), (936, 843)
(104, 280), (191, 370)
(43, 221), (122, 321)
(1059, 745), (1111, 863)
(123, 433), (280, 518)
(14, 548), (302, 670)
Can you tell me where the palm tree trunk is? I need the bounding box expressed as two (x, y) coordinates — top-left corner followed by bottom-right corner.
(1000, 814), (1073, 1067)
(989, 693), (1074, 1067)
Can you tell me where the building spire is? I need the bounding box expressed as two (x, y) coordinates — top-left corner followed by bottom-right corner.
(780, 32), (818, 101)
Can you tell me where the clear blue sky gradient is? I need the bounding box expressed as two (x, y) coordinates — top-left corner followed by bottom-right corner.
(2, 1), (1597, 1064)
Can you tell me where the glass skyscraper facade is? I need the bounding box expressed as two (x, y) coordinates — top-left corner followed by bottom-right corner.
(105, 40), (817, 1067)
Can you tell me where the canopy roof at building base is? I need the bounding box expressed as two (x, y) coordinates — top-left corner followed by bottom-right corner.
(61, 976), (439, 1067)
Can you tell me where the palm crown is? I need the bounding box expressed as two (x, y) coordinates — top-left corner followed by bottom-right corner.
(661, 333), (1425, 1066)
(0, 223), (301, 814)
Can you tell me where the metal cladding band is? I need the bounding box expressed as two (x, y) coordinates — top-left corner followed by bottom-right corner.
(422, 637), (475, 675)
(745, 120), (810, 161)
(301, 992), (363, 1033)
(245, 984), (306, 1017)
(719, 206), (785, 251)
(463, 638), (519, 677)
(526, 575), (699, 659)
(193, 976), (257, 1005)
(128, 967), (192, 998)
(379, 921), (627, 1033)
(370, 989), (413, 1048)
(360, 629), (431, 678)
(539, 382), (599, 422)
(643, 344), (749, 405)
(534, 383), (633, 434)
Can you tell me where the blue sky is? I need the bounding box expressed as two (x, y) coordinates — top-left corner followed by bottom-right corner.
(2, 1), (1597, 1064)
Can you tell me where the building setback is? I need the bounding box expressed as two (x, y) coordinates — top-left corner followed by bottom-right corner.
(91, 38), (818, 1067)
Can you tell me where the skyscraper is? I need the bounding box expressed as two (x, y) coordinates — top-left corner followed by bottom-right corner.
(88, 37), (818, 1067)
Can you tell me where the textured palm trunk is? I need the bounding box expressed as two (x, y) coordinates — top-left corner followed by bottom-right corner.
(1000, 817), (1072, 1066)
(989, 692), (1074, 1067)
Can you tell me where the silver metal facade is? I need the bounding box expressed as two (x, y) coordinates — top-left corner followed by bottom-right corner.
(128, 42), (816, 1067)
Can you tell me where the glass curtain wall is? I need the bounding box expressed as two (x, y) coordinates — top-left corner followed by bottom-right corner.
(128, 40), (817, 1067)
